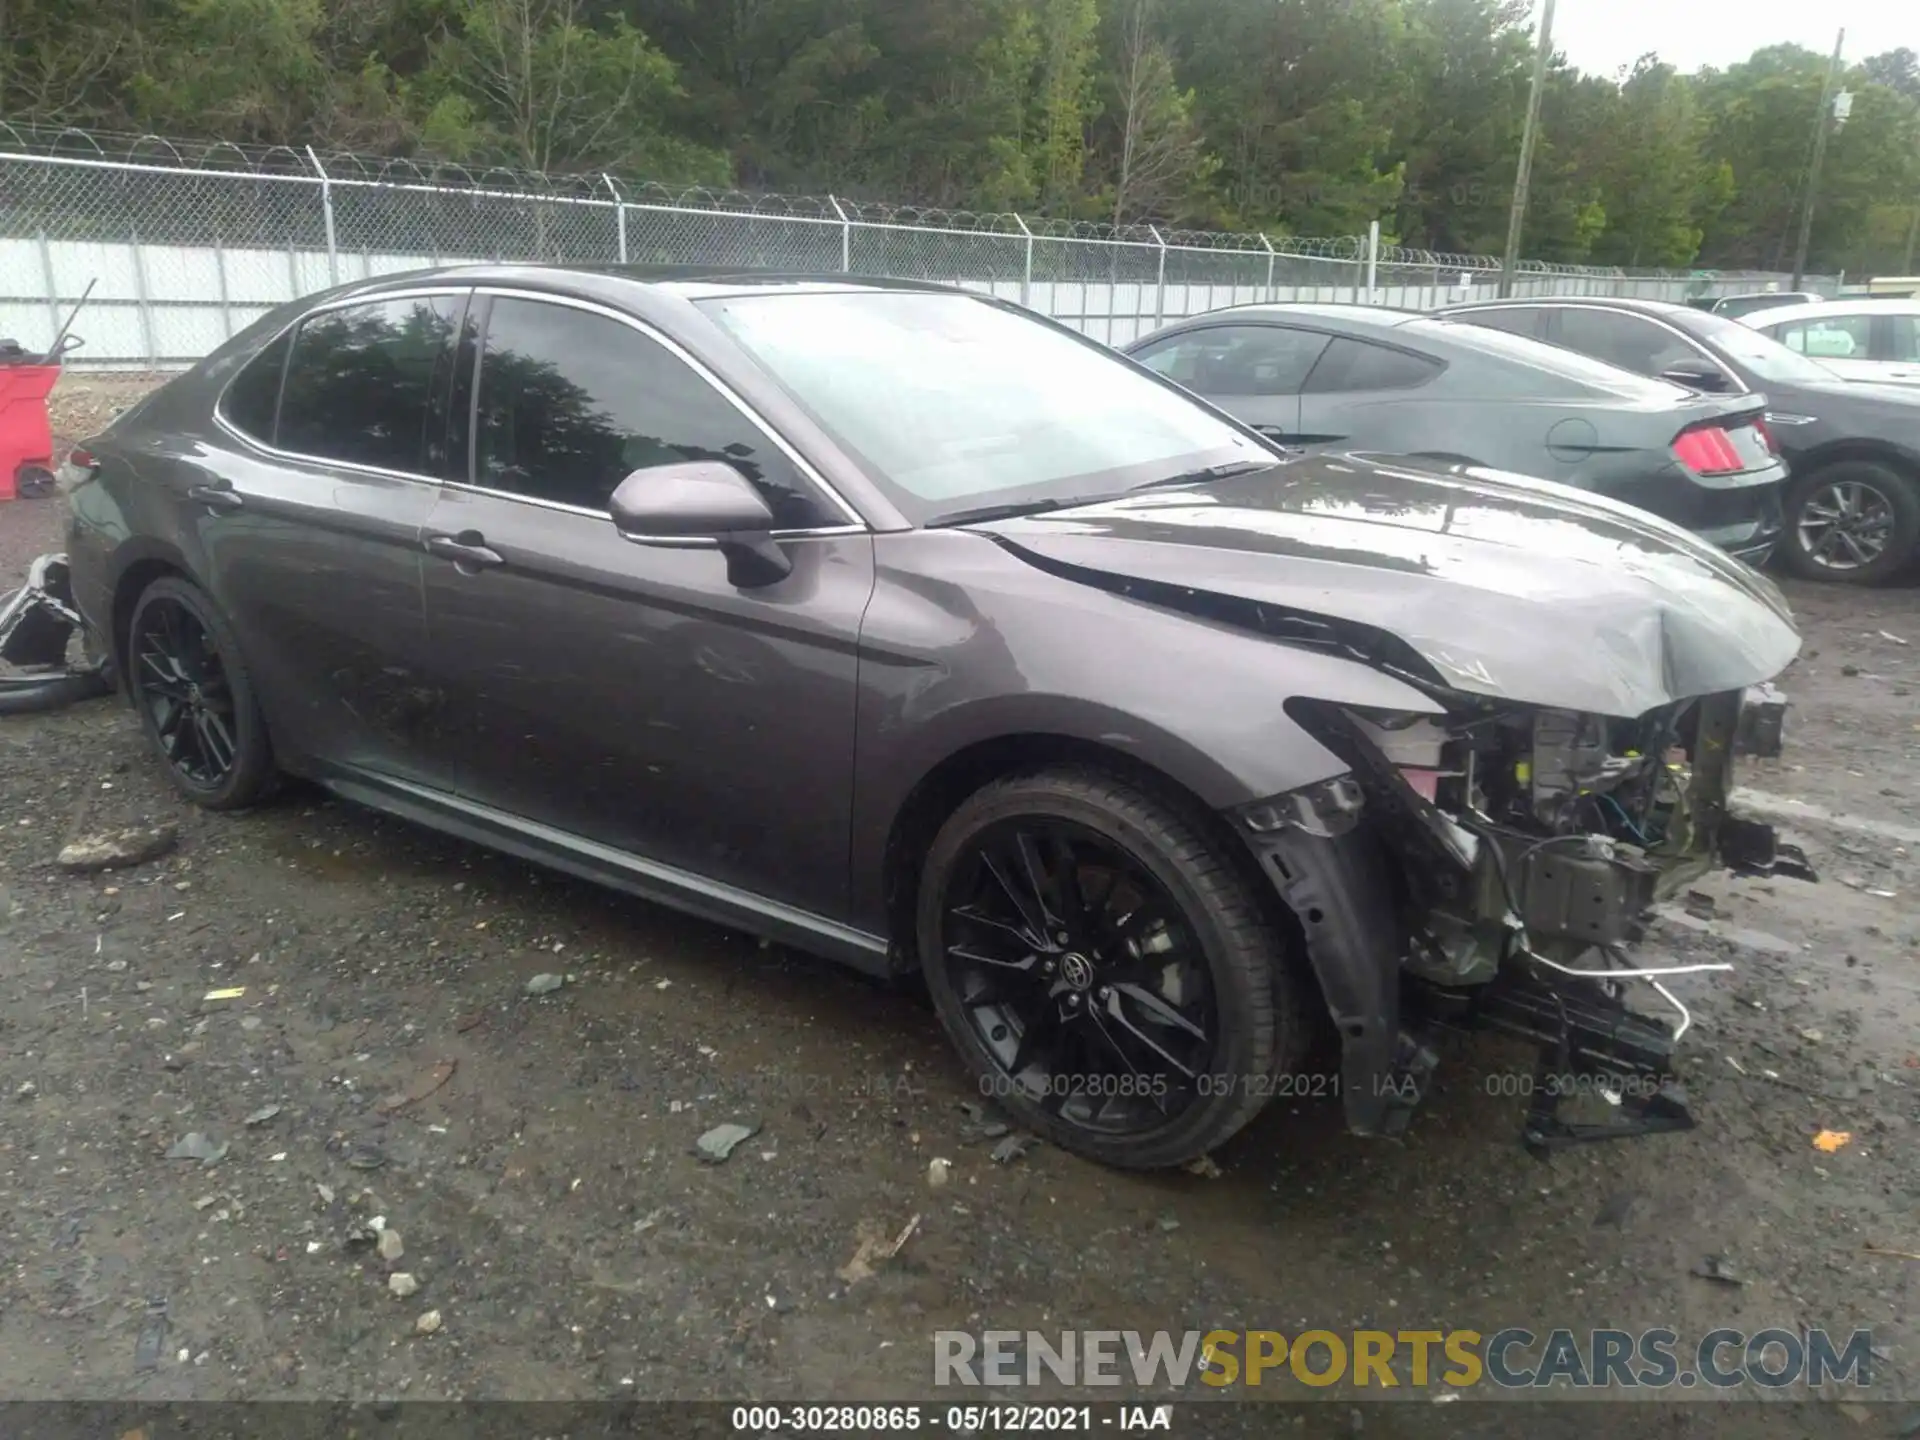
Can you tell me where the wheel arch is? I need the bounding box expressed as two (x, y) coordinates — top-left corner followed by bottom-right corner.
(877, 730), (1309, 984)
(107, 540), (194, 682)
(1787, 438), (1920, 485)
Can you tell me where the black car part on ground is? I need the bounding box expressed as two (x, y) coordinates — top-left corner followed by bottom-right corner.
(0, 553), (114, 715)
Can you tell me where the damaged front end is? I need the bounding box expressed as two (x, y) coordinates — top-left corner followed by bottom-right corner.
(1238, 685), (1817, 1156)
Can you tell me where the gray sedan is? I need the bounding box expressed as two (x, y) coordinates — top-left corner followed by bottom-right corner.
(63, 268), (1813, 1170)
(1125, 304), (1787, 562)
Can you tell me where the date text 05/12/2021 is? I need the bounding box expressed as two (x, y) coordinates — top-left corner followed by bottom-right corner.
(730, 1405), (1171, 1432)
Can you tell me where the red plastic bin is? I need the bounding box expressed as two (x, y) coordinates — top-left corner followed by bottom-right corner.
(0, 364), (61, 502)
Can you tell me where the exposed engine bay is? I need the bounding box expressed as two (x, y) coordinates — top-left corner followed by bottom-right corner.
(1243, 685), (1817, 1156)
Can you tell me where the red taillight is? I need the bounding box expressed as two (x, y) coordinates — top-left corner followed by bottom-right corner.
(1672, 426), (1744, 475)
(66, 447), (97, 471)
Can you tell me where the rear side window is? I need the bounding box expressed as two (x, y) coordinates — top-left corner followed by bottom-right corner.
(1453, 307), (1540, 340)
(277, 295), (463, 473)
(1303, 338), (1443, 394)
(220, 330), (291, 443)
(1134, 324), (1329, 395)
(1885, 315), (1920, 363)
(1774, 315), (1868, 358)
(471, 296), (832, 528)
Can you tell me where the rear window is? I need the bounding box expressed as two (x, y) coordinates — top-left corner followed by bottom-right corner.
(1303, 337), (1442, 393)
(1429, 314), (1695, 400)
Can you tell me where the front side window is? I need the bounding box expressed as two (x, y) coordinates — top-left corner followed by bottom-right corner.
(1133, 324), (1329, 395)
(277, 295), (463, 473)
(699, 291), (1265, 522)
(1548, 308), (1697, 377)
(1302, 337), (1443, 394)
(471, 297), (832, 529)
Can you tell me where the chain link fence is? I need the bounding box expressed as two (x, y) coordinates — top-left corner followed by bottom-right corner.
(0, 124), (1839, 370)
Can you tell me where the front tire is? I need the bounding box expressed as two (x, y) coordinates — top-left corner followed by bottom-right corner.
(916, 768), (1308, 1170)
(1779, 460), (1920, 585)
(126, 576), (278, 809)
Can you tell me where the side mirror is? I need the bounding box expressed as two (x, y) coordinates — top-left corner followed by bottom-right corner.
(609, 461), (792, 587)
(1659, 361), (1735, 394)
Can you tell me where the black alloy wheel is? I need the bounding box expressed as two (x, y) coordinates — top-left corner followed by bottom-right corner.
(127, 577), (278, 808)
(918, 769), (1309, 1170)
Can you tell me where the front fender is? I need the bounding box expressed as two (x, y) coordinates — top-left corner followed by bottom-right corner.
(845, 532), (1443, 932)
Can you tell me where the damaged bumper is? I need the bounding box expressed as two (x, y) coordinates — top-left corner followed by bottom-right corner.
(1238, 683), (1817, 1154)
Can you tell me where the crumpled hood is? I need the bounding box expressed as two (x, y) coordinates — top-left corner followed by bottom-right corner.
(979, 454), (1802, 717)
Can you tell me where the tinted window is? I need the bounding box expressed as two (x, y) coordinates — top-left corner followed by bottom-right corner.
(221, 329), (291, 442)
(1887, 315), (1920, 363)
(1714, 292), (1821, 318)
(1303, 337), (1443, 393)
(1133, 324), (1329, 395)
(1547, 308), (1698, 378)
(1773, 315), (1869, 358)
(1674, 309), (1838, 385)
(473, 297), (832, 529)
(698, 291), (1263, 523)
(1452, 307), (1539, 339)
(278, 295), (462, 472)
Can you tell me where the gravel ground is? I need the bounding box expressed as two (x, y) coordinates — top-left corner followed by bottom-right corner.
(2, 377), (1917, 1431)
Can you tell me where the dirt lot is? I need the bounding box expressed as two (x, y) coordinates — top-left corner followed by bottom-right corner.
(2, 378), (1918, 1430)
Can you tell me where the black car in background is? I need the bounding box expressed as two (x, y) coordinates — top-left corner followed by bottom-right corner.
(1443, 297), (1920, 585)
(1124, 304), (1787, 562)
(1708, 291), (1826, 320)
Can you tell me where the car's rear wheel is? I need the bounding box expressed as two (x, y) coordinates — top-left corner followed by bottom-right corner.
(127, 577), (278, 809)
(916, 768), (1307, 1170)
(1779, 460), (1920, 585)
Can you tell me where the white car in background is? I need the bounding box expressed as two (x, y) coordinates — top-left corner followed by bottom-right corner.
(1743, 299), (1920, 388)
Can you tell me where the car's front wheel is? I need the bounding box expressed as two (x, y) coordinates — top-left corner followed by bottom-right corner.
(126, 576), (279, 809)
(1779, 460), (1920, 585)
(916, 768), (1309, 1170)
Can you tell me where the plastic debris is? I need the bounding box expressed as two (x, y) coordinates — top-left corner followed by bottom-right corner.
(1689, 1254), (1748, 1286)
(694, 1121), (760, 1164)
(989, 1135), (1036, 1165)
(202, 987), (246, 1002)
(1813, 1129), (1853, 1153)
(165, 1132), (228, 1168)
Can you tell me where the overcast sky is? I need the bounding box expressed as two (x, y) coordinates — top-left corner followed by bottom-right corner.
(1548, 0), (1915, 78)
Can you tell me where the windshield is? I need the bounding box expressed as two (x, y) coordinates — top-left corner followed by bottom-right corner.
(1680, 309), (1840, 385)
(698, 290), (1265, 523)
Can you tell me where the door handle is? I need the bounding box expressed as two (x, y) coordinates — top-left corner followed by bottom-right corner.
(425, 531), (505, 571)
(186, 483), (243, 513)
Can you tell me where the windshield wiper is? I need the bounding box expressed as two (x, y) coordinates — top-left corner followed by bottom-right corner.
(1131, 459), (1273, 493)
(925, 497), (1101, 528)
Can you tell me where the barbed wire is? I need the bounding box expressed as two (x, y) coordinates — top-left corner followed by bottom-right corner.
(0, 121), (1828, 284)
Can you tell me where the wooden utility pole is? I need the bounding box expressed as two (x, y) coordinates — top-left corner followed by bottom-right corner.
(1791, 28), (1846, 291)
(1499, 0), (1556, 298)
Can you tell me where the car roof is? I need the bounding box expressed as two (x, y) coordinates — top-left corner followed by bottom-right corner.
(303, 262), (980, 308)
(1443, 296), (1696, 317)
(1743, 298), (1920, 326)
(1160, 302), (1424, 333)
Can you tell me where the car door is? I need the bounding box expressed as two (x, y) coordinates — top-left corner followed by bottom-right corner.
(414, 289), (874, 918)
(196, 290), (462, 780)
(1130, 323), (1325, 439)
(1293, 336), (1446, 449)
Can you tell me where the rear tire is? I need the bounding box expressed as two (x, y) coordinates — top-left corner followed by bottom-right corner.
(916, 767), (1310, 1170)
(1778, 460), (1920, 585)
(126, 577), (279, 809)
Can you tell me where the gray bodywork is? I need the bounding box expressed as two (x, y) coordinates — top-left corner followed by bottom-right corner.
(1124, 303), (1787, 558)
(63, 266), (1810, 1145)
